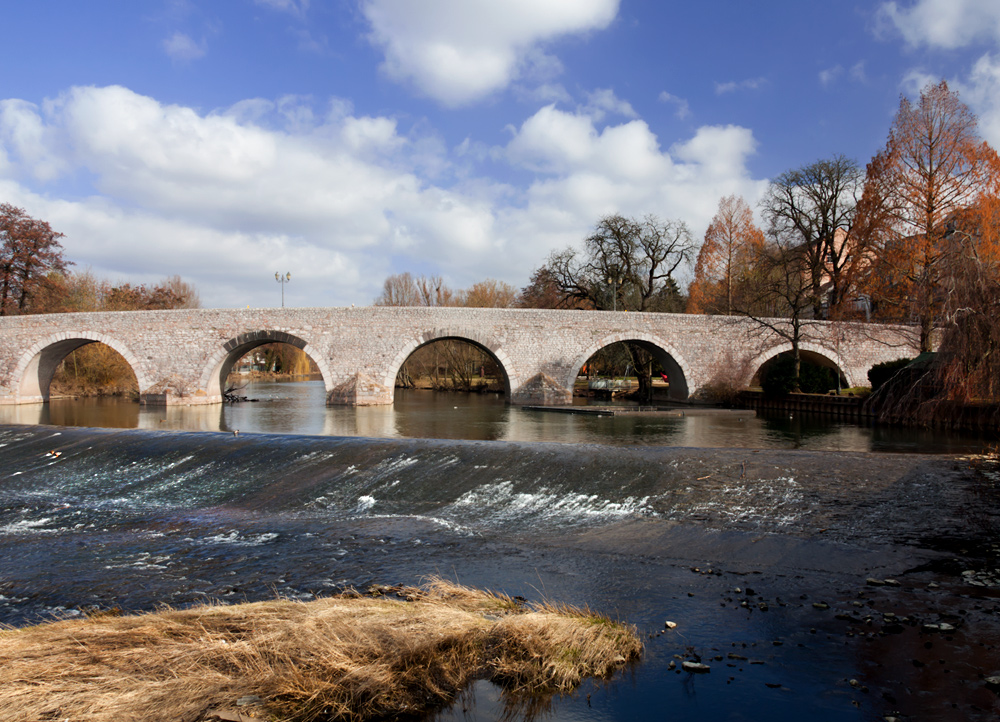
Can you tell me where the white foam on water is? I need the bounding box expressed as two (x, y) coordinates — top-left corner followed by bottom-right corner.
(449, 481), (654, 527)
(202, 530), (280, 546)
(364, 513), (475, 535)
(0, 517), (58, 535)
(678, 476), (804, 527)
(104, 552), (173, 571)
(356, 495), (376, 513)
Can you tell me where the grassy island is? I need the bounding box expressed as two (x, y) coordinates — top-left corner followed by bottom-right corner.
(0, 579), (642, 722)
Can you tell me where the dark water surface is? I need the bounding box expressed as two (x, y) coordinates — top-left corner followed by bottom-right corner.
(2, 417), (999, 721)
(0, 380), (993, 453)
(2, 384), (999, 719)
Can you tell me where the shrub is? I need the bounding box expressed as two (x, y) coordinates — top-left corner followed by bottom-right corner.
(868, 357), (913, 392)
(762, 355), (840, 396)
(799, 362), (839, 394)
(761, 355), (797, 396)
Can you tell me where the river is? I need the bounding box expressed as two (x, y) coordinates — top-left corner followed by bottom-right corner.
(1, 382), (999, 720)
(0, 379), (991, 453)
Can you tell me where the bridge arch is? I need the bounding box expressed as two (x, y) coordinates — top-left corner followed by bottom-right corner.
(749, 342), (855, 389)
(383, 328), (520, 402)
(199, 329), (332, 398)
(567, 332), (692, 400)
(12, 332), (149, 402)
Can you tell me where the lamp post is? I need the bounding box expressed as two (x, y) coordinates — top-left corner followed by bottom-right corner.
(607, 275), (622, 312)
(275, 271), (291, 307)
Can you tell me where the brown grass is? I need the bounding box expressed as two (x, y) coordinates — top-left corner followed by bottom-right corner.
(0, 578), (641, 722)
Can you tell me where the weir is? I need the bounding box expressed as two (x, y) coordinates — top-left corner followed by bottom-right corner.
(0, 306), (920, 406)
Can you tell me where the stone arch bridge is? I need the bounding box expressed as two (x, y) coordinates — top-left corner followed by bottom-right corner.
(0, 307), (919, 406)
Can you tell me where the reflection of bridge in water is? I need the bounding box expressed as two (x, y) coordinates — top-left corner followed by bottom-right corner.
(0, 306), (919, 406)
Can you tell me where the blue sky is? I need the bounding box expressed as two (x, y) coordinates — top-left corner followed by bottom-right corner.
(3, 0), (1000, 308)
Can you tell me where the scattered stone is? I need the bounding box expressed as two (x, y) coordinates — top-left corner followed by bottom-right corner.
(667, 660), (676, 670)
(922, 622), (956, 633)
(664, 621), (677, 629)
(866, 578), (886, 586)
(727, 653), (747, 660)
(984, 675), (1000, 688)
(682, 661), (711, 673)
(812, 602), (830, 610)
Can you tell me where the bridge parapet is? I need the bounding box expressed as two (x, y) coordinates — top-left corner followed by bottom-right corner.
(0, 307), (922, 407)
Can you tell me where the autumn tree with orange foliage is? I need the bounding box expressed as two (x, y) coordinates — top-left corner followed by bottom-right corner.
(687, 195), (764, 315)
(857, 80), (1000, 352)
(0, 204), (69, 315)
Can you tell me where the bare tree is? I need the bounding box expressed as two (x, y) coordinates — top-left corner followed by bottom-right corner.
(733, 236), (824, 389)
(546, 214), (693, 312)
(761, 155), (864, 317)
(543, 214), (693, 400)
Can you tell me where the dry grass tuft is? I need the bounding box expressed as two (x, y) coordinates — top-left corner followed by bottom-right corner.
(0, 578), (641, 722)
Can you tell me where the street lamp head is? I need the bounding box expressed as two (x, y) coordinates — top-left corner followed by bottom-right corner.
(286, 272), (291, 281)
(275, 272), (280, 281)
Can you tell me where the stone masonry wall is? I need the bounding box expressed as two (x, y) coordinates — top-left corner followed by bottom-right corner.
(0, 307), (922, 406)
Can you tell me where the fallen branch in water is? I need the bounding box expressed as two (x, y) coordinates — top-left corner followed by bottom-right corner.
(0, 578), (641, 722)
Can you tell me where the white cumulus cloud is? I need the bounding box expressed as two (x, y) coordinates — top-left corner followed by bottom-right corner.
(879, 0), (1000, 49)
(162, 32), (207, 61)
(714, 77), (767, 95)
(658, 91), (691, 119)
(955, 53), (1000, 149)
(360, 0), (620, 106)
(0, 85), (767, 306)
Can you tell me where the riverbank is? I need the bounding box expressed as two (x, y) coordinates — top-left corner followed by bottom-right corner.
(0, 578), (640, 722)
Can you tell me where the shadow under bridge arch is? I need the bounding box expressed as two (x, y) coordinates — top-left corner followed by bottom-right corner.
(568, 334), (691, 401)
(383, 329), (517, 401)
(750, 342), (852, 391)
(14, 332), (147, 402)
(200, 330), (331, 398)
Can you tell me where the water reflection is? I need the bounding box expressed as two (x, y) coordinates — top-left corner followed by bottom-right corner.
(0, 379), (993, 453)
